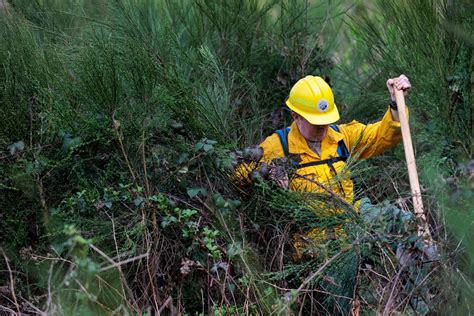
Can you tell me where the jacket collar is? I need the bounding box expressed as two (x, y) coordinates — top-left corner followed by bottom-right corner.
(287, 121), (344, 159)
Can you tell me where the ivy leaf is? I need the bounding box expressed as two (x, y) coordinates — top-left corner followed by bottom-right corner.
(161, 216), (177, 228)
(7, 140), (25, 155)
(203, 144), (213, 152)
(194, 142), (204, 151)
(134, 196), (145, 207)
(62, 134), (82, 153)
(182, 209), (198, 218)
(212, 193), (226, 208)
(187, 188), (200, 198)
(229, 199), (241, 209)
(227, 242), (242, 258)
(226, 283), (236, 293)
(407, 234), (419, 243)
(187, 187), (207, 199)
(206, 139), (218, 145)
(211, 262), (228, 274)
(415, 241), (425, 251)
(177, 153), (189, 164)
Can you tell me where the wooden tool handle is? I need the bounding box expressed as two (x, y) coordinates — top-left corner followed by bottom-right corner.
(394, 86), (433, 243)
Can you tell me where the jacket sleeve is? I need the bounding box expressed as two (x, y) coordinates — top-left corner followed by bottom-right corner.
(338, 106), (407, 160)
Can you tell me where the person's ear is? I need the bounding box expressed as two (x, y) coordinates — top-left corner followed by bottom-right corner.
(291, 111), (299, 121)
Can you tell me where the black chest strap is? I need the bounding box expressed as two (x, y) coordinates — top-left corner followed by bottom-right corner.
(275, 124), (349, 170)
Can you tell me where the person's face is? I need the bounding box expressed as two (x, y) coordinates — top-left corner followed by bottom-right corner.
(292, 112), (328, 142)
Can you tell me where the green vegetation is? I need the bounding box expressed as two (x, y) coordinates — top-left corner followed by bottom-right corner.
(0, 0), (472, 314)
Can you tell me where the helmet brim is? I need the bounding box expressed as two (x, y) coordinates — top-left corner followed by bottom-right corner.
(286, 100), (340, 125)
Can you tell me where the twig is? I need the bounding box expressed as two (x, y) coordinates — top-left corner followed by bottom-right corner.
(46, 262), (53, 313)
(17, 296), (45, 315)
(94, 275), (127, 303)
(105, 212), (138, 311)
(362, 266), (391, 282)
(2, 250), (20, 315)
(294, 174), (357, 213)
(75, 279), (112, 312)
(90, 244), (115, 265)
(260, 280), (354, 300)
(112, 111), (137, 182)
(295, 243), (355, 294)
(0, 305), (16, 314)
(394, 265), (439, 312)
(158, 296), (172, 314)
(142, 212), (160, 313)
(141, 131), (150, 195)
(35, 175), (49, 225)
(382, 267), (404, 316)
(98, 253), (149, 272)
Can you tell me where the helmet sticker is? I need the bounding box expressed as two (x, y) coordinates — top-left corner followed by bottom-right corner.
(317, 99), (329, 112)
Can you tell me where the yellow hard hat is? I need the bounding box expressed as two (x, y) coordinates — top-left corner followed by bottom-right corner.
(286, 75), (340, 125)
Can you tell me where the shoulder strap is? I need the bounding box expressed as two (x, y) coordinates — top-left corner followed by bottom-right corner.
(276, 125), (350, 169)
(329, 124), (340, 132)
(276, 127), (291, 157)
(330, 124), (349, 160)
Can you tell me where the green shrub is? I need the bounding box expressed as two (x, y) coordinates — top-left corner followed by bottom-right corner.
(1, 0), (470, 314)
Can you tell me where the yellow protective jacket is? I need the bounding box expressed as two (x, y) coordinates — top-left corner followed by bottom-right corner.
(258, 107), (405, 204)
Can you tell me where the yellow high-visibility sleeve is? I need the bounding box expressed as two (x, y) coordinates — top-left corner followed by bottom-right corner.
(338, 106), (407, 160)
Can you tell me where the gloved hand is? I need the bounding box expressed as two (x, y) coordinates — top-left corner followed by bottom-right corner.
(386, 74), (411, 102)
(269, 164), (289, 189)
